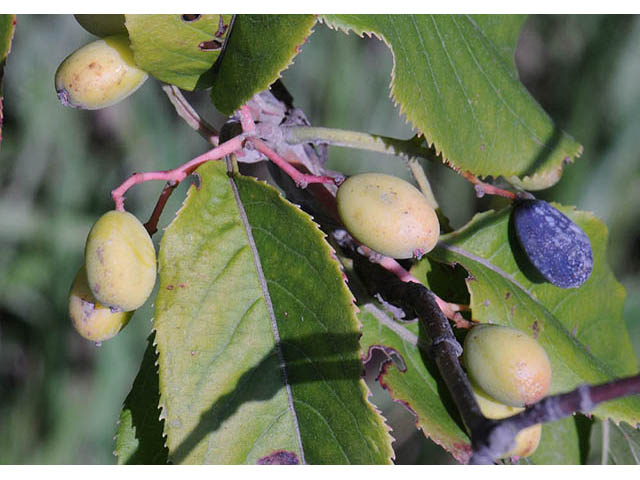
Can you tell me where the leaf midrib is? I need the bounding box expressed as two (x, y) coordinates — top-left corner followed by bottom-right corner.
(228, 173), (305, 463)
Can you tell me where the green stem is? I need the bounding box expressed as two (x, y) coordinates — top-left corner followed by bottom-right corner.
(407, 158), (439, 209)
(283, 125), (524, 203)
(282, 125), (438, 164)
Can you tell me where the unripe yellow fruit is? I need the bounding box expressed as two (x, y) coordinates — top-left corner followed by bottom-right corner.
(473, 385), (541, 458)
(85, 210), (156, 312)
(74, 14), (127, 37)
(463, 324), (552, 407)
(69, 266), (133, 342)
(55, 34), (148, 110)
(336, 173), (440, 259)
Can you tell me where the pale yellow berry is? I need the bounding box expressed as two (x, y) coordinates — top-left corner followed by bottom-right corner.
(85, 210), (156, 312)
(336, 173), (440, 259)
(69, 266), (133, 342)
(55, 34), (147, 110)
(464, 324), (552, 407)
(473, 385), (541, 458)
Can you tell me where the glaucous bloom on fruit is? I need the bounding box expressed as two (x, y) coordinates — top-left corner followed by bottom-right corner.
(85, 210), (156, 312)
(473, 384), (542, 458)
(55, 34), (148, 110)
(74, 14), (127, 37)
(336, 173), (440, 259)
(512, 199), (593, 289)
(463, 324), (552, 407)
(69, 266), (133, 342)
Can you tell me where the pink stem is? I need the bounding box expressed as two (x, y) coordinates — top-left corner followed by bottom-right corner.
(239, 105), (256, 133)
(249, 137), (337, 188)
(461, 171), (518, 200)
(111, 134), (246, 211)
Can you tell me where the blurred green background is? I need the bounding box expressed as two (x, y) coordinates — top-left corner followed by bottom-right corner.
(0, 14), (638, 464)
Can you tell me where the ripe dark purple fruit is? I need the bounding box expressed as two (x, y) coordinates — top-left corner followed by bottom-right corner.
(513, 199), (593, 288)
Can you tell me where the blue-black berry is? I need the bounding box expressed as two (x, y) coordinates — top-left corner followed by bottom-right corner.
(512, 199), (593, 288)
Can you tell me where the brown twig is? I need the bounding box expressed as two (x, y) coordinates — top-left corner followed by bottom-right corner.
(356, 243), (469, 322)
(143, 181), (179, 236)
(470, 374), (640, 464)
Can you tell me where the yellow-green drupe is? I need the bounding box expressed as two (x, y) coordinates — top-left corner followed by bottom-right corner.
(69, 265), (133, 342)
(85, 210), (156, 312)
(473, 383), (541, 458)
(55, 34), (147, 110)
(464, 324), (552, 407)
(336, 173), (440, 259)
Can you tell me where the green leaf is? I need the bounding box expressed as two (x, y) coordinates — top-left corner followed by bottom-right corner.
(521, 418), (580, 464)
(211, 15), (316, 115)
(153, 161), (392, 464)
(427, 205), (640, 425)
(591, 420), (640, 464)
(321, 14), (582, 190)
(125, 14), (233, 90)
(0, 14), (15, 149)
(470, 15), (527, 77)
(114, 332), (168, 464)
(359, 304), (472, 463)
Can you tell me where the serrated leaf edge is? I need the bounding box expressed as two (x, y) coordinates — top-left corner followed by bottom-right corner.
(319, 15), (583, 191)
(214, 15), (317, 114)
(362, 303), (473, 463)
(234, 173), (396, 463)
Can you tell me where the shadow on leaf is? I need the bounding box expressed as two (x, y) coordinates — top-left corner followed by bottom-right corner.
(166, 332), (364, 464)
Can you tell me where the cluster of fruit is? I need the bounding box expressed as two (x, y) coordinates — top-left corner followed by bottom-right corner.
(336, 174), (555, 458)
(68, 211), (156, 343)
(464, 324), (552, 458)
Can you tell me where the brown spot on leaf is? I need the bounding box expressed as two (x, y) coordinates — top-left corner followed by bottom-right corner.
(214, 15), (228, 38)
(181, 14), (201, 22)
(532, 320), (539, 339)
(257, 450), (299, 465)
(191, 172), (202, 190)
(198, 39), (222, 51)
(167, 285), (174, 290)
(504, 292), (511, 300)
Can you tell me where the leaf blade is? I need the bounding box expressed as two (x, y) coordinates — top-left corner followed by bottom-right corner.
(359, 303), (473, 463)
(210, 14), (316, 114)
(153, 162), (392, 464)
(0, 14), (16, 150)
(321, 14), (582, 190)
(114, 332), (168, 465)
(125, 14), (233, 90)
